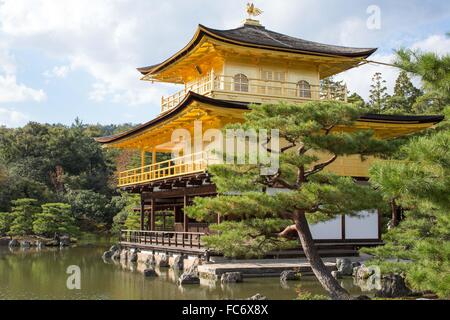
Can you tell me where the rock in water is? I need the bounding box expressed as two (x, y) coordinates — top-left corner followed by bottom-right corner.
(20, 241), (31, 248)
(109, 245), (120, 253)
(144, 268), (158, 277)
(145, 254), (156, 267)
(59, 236), (71, 247)
(45, 239), (59, 247)
(247, 294), (267, 300)
(120, 249), (128, 261)
(157, 253), (169, 268)
(111, 250), (121, 260)
(172, 255), (184, 271)
(177, 272), (200, 285)
(128, 251), (138, 263)
(280, 270), (300, 282)
(336, 258), (353, 276)
(375, 274), (412, 298)
(8, 239), (20, 247)
(354, 265), (374, 280)
(221, 272), (243, 283)
(102, 250), (113, 259)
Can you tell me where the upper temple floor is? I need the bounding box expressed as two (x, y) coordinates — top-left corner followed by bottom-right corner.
(95, 17), (444, 188)
(137, 20), (377, 113)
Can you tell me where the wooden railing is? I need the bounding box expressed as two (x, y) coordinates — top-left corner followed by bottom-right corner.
(118, 151), (208, 187)
(161, 72), (348, 112)
(120, 229), (205, 250)
(161, 76), (213, 111)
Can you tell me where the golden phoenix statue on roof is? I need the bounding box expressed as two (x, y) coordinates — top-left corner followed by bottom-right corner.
(246, 3), (263, 18)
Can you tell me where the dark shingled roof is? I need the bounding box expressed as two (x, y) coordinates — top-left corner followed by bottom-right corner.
(138, 24), (377, 76)
(201, 24), (377, 58)
(96, 92), (444, 144)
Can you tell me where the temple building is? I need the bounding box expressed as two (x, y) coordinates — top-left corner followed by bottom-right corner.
(96, 14), (443, 257)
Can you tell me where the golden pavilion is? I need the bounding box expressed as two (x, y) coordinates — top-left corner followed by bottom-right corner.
(96, 11), (443, 256)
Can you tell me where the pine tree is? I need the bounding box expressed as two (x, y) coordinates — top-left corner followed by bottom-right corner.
(33, 203), (79, 237)
(347, 92), (366, 109)
(395, 49), (450, 114)
(369, 72), (390, 113)
(187, 100), (392, 300)
(366, 131), (450, 298)
(0, 211), (13, 235)
(385, 71), (422, 114)
(8, 198), (40, 236)
(320, 77), (347, 101)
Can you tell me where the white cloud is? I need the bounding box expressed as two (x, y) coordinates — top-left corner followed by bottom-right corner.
(0, 40), (46, 103)
(412, 34), (450, 55)
(0, 107), (29, 127)
(0, 74), (46, 103)
(0, 0), (449, 112)
(0, 0), (174, 107)
(43, 65), (72, 79)
(0, 43), (16, 74)
(336, 54), (399, 101)
(336, 33), (450, 101)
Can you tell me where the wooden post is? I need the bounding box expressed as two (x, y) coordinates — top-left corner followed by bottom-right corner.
(140, 196), (145, 231)
(183, 193), (188, 233)
(150, 197), (155, 231)
(341, 214), (346, 240)
(140, 149), (145, 182)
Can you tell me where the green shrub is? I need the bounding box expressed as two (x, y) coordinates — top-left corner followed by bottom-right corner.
(33, 203), (79, 237)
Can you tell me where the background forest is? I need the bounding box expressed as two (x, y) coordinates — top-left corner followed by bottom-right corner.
(0, 121), (141, 236)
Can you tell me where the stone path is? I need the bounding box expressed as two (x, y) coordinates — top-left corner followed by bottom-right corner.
(198, 259), (336, 279)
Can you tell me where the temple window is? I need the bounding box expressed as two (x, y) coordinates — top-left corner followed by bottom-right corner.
(261, 70), (285, 95)
(297, 80), (311, 98)
(233, 73), (249, 92)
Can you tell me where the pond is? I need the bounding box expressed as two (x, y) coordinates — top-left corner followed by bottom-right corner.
(0, 244), (369, 300)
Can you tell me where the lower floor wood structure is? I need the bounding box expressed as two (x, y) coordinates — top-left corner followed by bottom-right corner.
(118, 172), (383, 258)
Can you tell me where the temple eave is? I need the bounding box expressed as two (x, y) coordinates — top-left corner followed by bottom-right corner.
(96, 93), (444, 147)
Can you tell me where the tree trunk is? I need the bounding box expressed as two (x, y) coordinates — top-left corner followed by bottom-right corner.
(390, 198), (399, 228)
(294, 210), (351, 300)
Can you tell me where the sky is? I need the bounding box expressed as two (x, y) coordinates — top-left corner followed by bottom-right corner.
(0, 0), (449, 128)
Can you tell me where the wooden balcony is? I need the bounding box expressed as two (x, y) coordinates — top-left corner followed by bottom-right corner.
(161, 72), (348, 112)
(118, 152), (208, 187)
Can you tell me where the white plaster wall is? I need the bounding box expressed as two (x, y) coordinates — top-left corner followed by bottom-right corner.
(223, 59), (319, 86)
(310, 216), (342, 240)
(345, 210), (379, 240)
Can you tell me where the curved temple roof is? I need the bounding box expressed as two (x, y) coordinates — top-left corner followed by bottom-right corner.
(137, 23), (377, 76)
(96, 92), (444, 145)
(95, 92), (247, 144)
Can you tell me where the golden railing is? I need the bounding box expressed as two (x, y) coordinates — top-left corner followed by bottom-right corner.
(118, 151), (208, 187)
(161, 72), (348, 112)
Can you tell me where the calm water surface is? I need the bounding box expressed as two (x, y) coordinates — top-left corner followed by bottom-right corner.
(0, 245), (367, 300)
